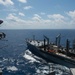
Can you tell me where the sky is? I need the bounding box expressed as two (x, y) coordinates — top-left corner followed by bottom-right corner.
(0, 0), (75, 29)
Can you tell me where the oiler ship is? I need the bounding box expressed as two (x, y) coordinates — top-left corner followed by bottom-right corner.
(26, 35), (75, 75)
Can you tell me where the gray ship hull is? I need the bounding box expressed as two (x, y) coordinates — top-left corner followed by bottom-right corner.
(27, 42), (75, 68)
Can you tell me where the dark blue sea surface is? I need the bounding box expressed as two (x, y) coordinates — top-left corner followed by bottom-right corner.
(0, 29), (75, 75)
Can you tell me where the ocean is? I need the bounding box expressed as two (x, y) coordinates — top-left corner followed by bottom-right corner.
(0, 29), (75, 75)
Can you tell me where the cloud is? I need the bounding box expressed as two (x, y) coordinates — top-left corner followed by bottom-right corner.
(18, 0), (27, 3)
(5, 13), (27, 29)
(5, 13), (67, 29)
(2, 10), (75, 29)
(0, 0), (14, 6)
(32, 14), (42, 22)
(47, 14), (65, 26)
(24, 6), (32, 10)
(67, 10), (75, 25)
(67, 10), (75, 19)
(40, 12), (45, 15)
(6, 14), (25, 22)
(6, 14), (18, 22)
(47, 14), (64, 20)
(19, 12), (25, 16)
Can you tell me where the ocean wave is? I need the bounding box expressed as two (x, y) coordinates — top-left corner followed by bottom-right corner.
(7, 66), (18, 71)
(23, 49), (40, 63)
(23, 49), (70, 75)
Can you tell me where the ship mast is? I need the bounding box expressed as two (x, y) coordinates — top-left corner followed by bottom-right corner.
(66, 39), (70, 56)
(72, 39), (75, 49)
(44, 35), (49, 46)
(43, 35), (49, 51)
(55, 34), (61, 48)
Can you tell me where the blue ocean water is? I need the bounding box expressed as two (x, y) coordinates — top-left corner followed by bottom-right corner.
(0, 29), (75, 75)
